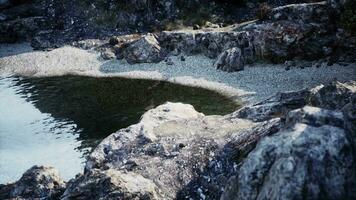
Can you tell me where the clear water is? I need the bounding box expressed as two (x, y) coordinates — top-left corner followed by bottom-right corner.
(0, 75), (240, 184)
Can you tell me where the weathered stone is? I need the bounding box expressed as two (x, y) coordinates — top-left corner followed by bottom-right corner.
(222, 108), (356, 200)
(62, 170), (162, 200)
(124, 34), (165, 64)
(84, 102), (255, 199)
(101, 49), (116, 60)
(309, 81), (356, 110)
(214, 47), (244, 72)
(286, 106), (345, 128)
(0, 165), (66, 200)
(342, 94), (356, 135)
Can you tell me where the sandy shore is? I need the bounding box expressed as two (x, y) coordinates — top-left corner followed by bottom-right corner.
(1, 43), (355, 103)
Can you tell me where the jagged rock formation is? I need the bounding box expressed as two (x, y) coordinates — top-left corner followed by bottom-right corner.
(2, 0), (355, 68)
(1, 81), (355, 199)
(65, 0), (354, 71)
(0, 166), (66, 199)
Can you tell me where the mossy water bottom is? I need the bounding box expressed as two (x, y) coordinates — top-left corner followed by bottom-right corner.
(0, 75), (240, 183)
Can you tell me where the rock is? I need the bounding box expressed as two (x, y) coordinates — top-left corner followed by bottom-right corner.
(232, 89), (311, 122)
(62, 169), (162, 200)
(309, 81), (356, 110)
(109, 36), (119, 45)
(31, 35), (52, 50)
(193, 24), (200, 30)
(180, 55), (185, 61)
(205, 21), (220, 29)
(124, 34), (165, 64)
(165, 57), (174, 65)
(214, 47), (244, 72)
(83, 102), (256, 199)
(222, 107), (356, 200)
(286, 106), (345, 128)
(0, 166), (66, 199)
(342, 94), (356, 135)
(232, 81), (356, 122)
(101, 49), (116, 60)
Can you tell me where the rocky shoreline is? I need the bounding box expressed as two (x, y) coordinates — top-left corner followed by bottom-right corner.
(1, 81), (355, 199)
(1, 0), (356, 199)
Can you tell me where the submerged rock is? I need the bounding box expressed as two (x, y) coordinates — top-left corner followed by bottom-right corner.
(0, 165), (66, 199)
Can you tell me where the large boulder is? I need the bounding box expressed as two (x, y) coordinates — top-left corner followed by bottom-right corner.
(0, 165), (66, 199)
(83, 102), (256, 199)
(214, 47), (245, 72)
(222, 106), (356, 200)
(124, 34), (165, 64)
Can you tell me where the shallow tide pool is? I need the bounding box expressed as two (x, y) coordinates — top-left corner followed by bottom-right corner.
(0, 75), (240, 184)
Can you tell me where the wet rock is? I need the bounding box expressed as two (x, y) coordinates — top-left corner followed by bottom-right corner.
(222, 106), (356, 200)
(62, 170), (162, 200)
(0, 166), (66, 199)
(124, 34), (165, 64)
(214, 47), (244, 72)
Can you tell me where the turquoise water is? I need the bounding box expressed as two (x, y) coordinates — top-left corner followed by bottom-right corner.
(0, 75), (240, 183)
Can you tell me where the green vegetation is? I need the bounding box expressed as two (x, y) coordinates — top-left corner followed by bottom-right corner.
(341, 8), (356, 35)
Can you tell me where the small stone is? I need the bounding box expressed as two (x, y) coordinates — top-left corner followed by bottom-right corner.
(193, 24), (200, 30)
(101, 49), (116, 60)
(165, 57), (174, 65)
(109, 36), (119, 45)
(180, 55), (186, 61)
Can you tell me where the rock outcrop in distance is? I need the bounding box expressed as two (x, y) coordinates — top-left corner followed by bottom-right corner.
(1, 81), (355, 200)
(75, 0), (355, 72)
(1, 0), (355, 72)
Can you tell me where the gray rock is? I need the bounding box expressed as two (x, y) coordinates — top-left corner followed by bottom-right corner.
(101, 49), (116, 60)
(214, 47), (244, 72)
(309, 81), (356, 110)
(232, 89), (311, 122)
(124, 34), (165, 64)
(232, 81), (356, 122)
(222, 107), (356, 200)
(62, 170), (162, 200)
(0, 165), (66, 199)
(342, 94), (356, 135)
(83, 102), (255, 199)
(286, 106), (345, 128)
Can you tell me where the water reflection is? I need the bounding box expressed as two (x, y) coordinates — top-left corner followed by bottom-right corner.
(0, 75), (240, 183)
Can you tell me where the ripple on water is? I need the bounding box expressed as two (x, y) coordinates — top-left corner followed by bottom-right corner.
(0, 75), (240, 183)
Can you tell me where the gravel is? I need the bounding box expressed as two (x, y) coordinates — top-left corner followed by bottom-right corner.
(1, 43), (355, 103)
(101, 55), (356, 103)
